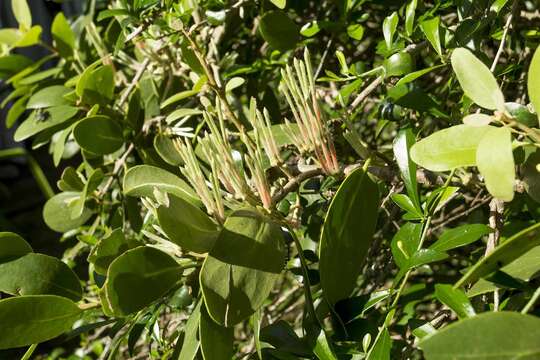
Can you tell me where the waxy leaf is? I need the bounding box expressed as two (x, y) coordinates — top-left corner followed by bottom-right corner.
(73, 115), (123, 155)
(123, 165), (199, 205)
(27, 85), (71, 109)
(455, 222), (540, 287)
(104, 246), (182, 316)
(88, 229), (139, 275)
(319, 167), (380, 304)
(476, 126), (515, 201)
(259, 11), (299, 51)
(0, 295), (82, 350)
(157, 194), (219, 254)
(200, 209), (286, 326)
(420, 312), (540, 359)
(451, 48), (505, 111)
(393, 128), (420, 209)
(51, 13), (75, 58)
(430, 224), (492, 252)
(528, 45), (540, 123)
(462, 113), (492, 126)
(391, 222), (423, 269)
(383, 12), (398, 50)
(12, 0), (32, 30)
(177, 301), (201, 360)
(199, 305), (234, 360)
(434, 284), (475, 319)
(0, 232), (32, 261)
(410, 125), (493, 171)
(14, 106), (78, 142)
(420, 17), (442, 57)
(154, 134), (183, 165)
(43, 192), (93, 233)
(0, 253), (82, 301)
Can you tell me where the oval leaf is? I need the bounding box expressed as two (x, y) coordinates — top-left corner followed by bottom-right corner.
(0, 253), (82, 301)
(157, 194), (219, 254)
(43, 192), (93, 233)
(476, 126), (515, 201)
(528, 45), (540, 123)
(0, 232), (32, 261)
(104, 246), (182, 316)
(73, 115), (124, 155)
(123, 165), (199, 205)
(410, 125), (493, 171)
(319, 167), (380, 304)
(259, 11), (299, 52)
(451, 48), (505, 111)
(199, 305), (234, 360)
(0, 295), (82, 350)
(200, 209), (286, 326)
(420, 312), (540, 359)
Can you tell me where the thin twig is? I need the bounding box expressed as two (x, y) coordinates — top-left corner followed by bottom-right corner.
(118, 58), (151, 108)
(490, 1), (518, 72)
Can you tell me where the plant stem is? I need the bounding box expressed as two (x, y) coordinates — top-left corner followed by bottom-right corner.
(20, 344), (38, 360)
(521, 286), (540, 314)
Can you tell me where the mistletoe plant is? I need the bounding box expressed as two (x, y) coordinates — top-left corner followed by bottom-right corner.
(1, 0), (540, 359)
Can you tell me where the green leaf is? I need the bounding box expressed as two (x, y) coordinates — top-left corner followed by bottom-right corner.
(420, 17), (442, 57)
(154, 134), (183, 165)
(77, 65), (115, 105)
(270, 0), (286, 9)
(455, 222), (540, 287)
(347, 24), (364, 41)
(528, 45), (540, 123)
(225, 77), (245, 92)
(462, 113), (493, 126)
(199, 305), (234, 360)
(43, 192), (93, 233)
(476, 126), (515, 201)
(200, 209), (286, 326)
(177, 301), (201, 360)
(70, 168), (104, 219)
(259, 11), (299, 52)
(383, 12), (398, 50)
(104, 246), (183, 316)
(0, 54), (33, 78)
(319, 167), (380, 304)
(430, 224), (492, 252)
(391, 193), (423, 219)
(51, 13), (75, 58)
(157, 195), (219, 254)
(0, 295), (82, 350)
(5, 94), (29, 128)
(451, 48), (505, 111)
(368, 328), (391, 360)
(393, 128), (420, 209)
(300, 21), (320, 38)
(405, 0), (417, 36)
(165, 108), (202, 124)
(420, 312), (540, 359)
(14, 106), (78, 142)
(123, 165), (199, 206)
(391, 222), (423, 269)
(434, 284), (475, 319)
(160, 90), (198, 109)
(27, 85), (71, 109)
(88, 229), (139, 275)
(14, 25), (42, 47)
(0, 253), (82, 301)
(73, 115), (124, 155)
(410, 125), (493, 171)
(11, 0), (32, 30)
(313, 330), (338, 360)
(0, 28), (22, 47)
(395, 64), (445, 87)
(522, 148), (540, 203)
(405, 248), (448, 270)
(0, 232), (32, 261)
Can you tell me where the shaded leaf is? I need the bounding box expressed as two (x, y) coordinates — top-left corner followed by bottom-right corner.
(0, 295), (82, 350)
(73, 115), (124, 155)
(259, 11), (299, 52)
(420, 312), (540, 359)
(434, 284), (475, 319)
(199, 305), (234, 360)
(43, 192), (93, 233)
(104, 246), (182, 316)
(319, 167), (380, 304)
(200, 209), (286, 326)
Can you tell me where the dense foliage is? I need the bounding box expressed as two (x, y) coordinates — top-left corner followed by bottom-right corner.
(1, 0), (540, 358)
